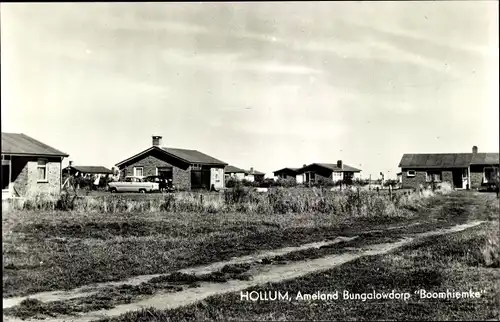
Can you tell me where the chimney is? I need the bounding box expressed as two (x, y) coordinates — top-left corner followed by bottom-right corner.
(472, 146), (478, 154)
(303, 164), (307, 168)
(250, 167), (254, 174)
(337, 160), (343, 169)
(152, 135), (162, 147)
(69, 161), (73, 167)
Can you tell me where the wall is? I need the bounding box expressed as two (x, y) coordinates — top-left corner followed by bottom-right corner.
(296, 174), (304, 184)
(244, 174), (255, 182)
(10, 156), (62, 196)
(401, 168), (455, 189)
(122, 155), (173, 178)
(469, 165), (484, 189)
(442, 170), (453, 186)
(401, 169), (428, 189)
(210, 168), (224, 189)
(174, 167), (191, 190)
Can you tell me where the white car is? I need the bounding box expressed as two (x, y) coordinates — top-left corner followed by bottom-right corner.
(108, 176), (160, 193)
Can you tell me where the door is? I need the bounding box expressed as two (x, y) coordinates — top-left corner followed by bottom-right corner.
(452, 169), (463, 188)
(462, 168), (469, 189)
(2, 161), (10, 190)
(202, 168), (211, 189)
(191, 170), (202, 189)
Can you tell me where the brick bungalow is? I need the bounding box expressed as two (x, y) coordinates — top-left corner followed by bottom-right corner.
(296, 161), (362, 185)
(115, 136), (227, 190)
(398, 146), (499, 190)
(2, 133), (69, 199)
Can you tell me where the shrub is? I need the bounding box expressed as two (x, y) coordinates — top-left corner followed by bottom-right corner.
(312, 177), (335, 188)
(274, 177), (297, 188)
(481, 227), (499, 268)
(224, 181), (249, 204)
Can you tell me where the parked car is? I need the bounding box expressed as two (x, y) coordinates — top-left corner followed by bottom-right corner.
(108, 176), (159, 193)
(143, 176), (176, 192)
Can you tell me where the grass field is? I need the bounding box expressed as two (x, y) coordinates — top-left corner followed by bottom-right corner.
(107, 221), (499, 321)
(2, 187), (499, 321)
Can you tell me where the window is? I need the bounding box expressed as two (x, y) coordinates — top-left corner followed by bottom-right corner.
(484, 167), (499, 183)
(37, 159), (48, 182)
(407, 170), (416, 177)
(134, 167), (144, 177)
(426, 171), (442, 182)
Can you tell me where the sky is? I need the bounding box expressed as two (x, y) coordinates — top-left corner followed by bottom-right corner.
(1, 2), (498, 179)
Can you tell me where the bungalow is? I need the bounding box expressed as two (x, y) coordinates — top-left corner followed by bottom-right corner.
(297, 160), (362, 185)
(2, 132), (69, 199)
(115, 136), (227, 190)
(398, 146), (499, 190)
(273, 167), (300, 181)
(244, 167), (265, 182)
(224, 165), (246, 181)
(63, 161), (113, 177)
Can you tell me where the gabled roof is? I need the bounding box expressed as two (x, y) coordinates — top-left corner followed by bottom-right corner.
(316, 163), (362, 172)
(298, 163), (362, 173)
(116, 146), (227, 167)
(161, 147), (227, 165)
(398, 153), (500, 168)
(64, 166), (113, 174)
(1, 132), (69, 157)
(246, 169), (265, 175)
(225, 165), (246, 173)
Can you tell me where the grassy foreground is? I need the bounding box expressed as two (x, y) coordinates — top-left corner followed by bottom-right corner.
(102, 220), (500, 321)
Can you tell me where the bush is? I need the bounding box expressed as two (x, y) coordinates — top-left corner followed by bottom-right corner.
(384, 179), (399, 187)
(224, 181), (249, 204)
(481, 227), (499, 267)
(274, 177), (297, 188)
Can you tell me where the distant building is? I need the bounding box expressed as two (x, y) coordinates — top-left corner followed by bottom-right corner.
(296, 161), (362, 185)
(398, 146), (499, 190)
(2, 133), (69, 199)
(244, 167), (265, 182)
(224, 165), (246, 181)
(63, 162), (113, 177)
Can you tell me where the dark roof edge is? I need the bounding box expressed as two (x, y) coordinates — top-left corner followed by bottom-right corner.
(1, 152), (69, 158)
(273, 167), (299, 173)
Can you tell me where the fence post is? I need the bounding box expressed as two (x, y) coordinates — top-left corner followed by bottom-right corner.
(389, 185), (393, 201)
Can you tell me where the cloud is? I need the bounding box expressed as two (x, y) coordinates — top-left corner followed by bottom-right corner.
(345, 17), (498, 59)
(162, 49), (322, 75)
